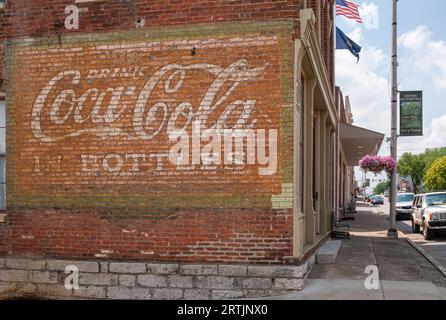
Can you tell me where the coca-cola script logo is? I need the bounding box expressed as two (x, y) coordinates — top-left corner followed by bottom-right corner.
(31, 59), (269, 143)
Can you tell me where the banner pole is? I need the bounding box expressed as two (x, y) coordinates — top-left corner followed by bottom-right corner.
(388, 0), (399, 239)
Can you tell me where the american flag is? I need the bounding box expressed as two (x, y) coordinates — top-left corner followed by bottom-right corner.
(336, 0), (363, 24)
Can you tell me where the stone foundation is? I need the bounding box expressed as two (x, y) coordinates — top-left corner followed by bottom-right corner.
(0, 256), (315, 300)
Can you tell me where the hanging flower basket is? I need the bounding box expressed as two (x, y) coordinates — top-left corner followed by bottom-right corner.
(359, 155), (396, 174)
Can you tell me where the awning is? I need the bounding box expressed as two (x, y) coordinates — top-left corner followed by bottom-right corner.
(339, 123), (385, 166)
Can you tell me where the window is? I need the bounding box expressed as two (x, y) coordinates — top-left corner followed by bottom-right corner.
(426, 193), (446, 206)
(413, 196), (419, 208)
(396, 194), (414, 203)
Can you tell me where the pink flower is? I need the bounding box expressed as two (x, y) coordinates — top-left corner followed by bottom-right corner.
(359, 155), (395, 174)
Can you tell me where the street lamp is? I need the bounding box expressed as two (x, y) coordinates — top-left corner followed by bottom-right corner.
(388, 0), (399, 239)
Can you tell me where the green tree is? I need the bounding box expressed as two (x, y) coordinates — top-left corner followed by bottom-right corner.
(421, 147), (446, 172)
(374, 180), (391, 195)
(424, 157), (446, 192)
(397, 153), (425, 194)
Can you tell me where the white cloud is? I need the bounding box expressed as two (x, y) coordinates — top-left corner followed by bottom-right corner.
(338, 25), (446, 163)
(395, 25), (446, 155)
(399, 25), (446, 90)
(398, 114), (446, 154)
(336, 28), (390, 135)
(423, 114), (446, 147)
(346, 27), (362, 44)
(338, 2), (379, 30)
(360, 2), (379, 30)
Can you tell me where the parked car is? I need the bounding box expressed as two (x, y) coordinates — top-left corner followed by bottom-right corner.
(366, 194), (375, 203)
(396, 193), (415, 220)
(411, 192), (446, 240)
(371, 195), (384, 205)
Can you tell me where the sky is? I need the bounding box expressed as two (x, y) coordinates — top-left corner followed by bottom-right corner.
(336, 0), (446, 160)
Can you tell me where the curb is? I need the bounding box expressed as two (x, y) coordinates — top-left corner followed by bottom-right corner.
(396, 229), (446, 277)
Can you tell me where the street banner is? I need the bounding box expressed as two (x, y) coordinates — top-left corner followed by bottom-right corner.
(400, 91), (423, 136)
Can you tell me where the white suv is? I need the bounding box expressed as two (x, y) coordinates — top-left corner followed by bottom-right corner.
(396, 193), (415, 220)
(412, 192), (446, 240)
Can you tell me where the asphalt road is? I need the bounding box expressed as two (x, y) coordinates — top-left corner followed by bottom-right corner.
(370, 198), (446, 271)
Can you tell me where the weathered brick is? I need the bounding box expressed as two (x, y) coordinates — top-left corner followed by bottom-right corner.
(242, 278), (272, 289)
(195, 276), (234, 289)
(36, 284), (73, 298)
(6, 258), (46, 271)
(246, 266), (276, 277)
(100, 262), (109, 273)
(137, 275), (167, 288)
(107, 287), (152, 300)
(109, 263), (147, 274)
(167, 275), (193, 289)
(180, 265), (218, 276)
(73, 286), (107, 299)
(218, 265), (247, 277)
(211, 290), (244, 299)
(152, 288), (183, 300)
(147, 263), (179, 275)
(118, 275), (136, 287)
(1, 19), (295, 266)
(247, 265), (304, 278)
(0, 3), (337, 299)
(28, 271), (58, 284)
(0, 282), (37, 297)
(47, 260), (99, 273)
(183, 289), (211, 300)
(79, 273), (118, 286)
(273, 278), (304, 290)
(0, 270), (29, 282)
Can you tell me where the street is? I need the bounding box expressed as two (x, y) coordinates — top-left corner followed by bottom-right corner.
(371, 198), (446, 273)
(274, 201), (446, 300)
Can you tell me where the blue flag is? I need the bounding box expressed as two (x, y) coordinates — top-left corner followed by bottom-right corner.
(336, 27), (362, 62)
(336, 0), (348, 6)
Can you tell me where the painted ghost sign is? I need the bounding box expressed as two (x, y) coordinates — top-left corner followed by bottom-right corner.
(7, 24), (293, 210)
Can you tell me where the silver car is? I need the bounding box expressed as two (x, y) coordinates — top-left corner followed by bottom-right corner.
(412, 192), (446, 240)
(396, 193), (415, 220)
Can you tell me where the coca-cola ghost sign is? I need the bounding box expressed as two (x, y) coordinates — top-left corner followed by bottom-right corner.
(8, 31), (288, 203)
(31, 59), (268, 143)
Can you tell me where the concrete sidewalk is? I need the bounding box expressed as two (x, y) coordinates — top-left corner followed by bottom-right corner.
(275, 201), (446, 300)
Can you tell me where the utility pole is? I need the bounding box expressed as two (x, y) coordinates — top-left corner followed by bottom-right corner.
(388, 0), (399, 239)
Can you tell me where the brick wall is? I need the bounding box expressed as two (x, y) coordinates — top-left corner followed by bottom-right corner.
(0, 1), (333, 264)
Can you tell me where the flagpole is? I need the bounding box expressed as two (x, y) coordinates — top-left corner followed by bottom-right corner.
(388, 0), (399, 239)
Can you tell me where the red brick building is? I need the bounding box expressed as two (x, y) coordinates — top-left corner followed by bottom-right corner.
(0, 0), (383, 299)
